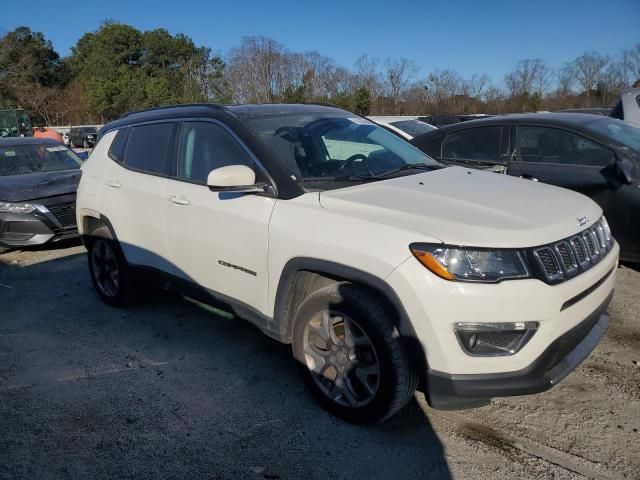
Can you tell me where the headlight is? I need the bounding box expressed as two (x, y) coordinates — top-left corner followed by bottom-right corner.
(410, 243), (529, 283)
(0, 202), (37, 214)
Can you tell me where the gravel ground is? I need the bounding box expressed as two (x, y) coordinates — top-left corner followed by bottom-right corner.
(0, 243), (638, 480)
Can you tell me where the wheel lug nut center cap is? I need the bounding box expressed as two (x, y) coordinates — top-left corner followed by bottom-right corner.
(336, 352), (348, 364)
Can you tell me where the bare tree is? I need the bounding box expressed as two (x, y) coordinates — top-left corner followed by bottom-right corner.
(381, 57), (417, 113)
(226, 36), (293, 103)
(565, 52), (609, 105)
(352, 54), (382, 96)
(504, 59), (550, 98)
(616, 44), (640, 87)
(425, 69), (464, 113)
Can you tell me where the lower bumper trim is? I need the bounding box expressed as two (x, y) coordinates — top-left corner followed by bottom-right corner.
(425, 292), (612, 410)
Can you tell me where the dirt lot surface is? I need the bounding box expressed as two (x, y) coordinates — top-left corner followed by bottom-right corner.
(1, 243), (639, 479)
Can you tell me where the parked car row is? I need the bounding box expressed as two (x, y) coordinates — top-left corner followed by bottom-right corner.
(1, 101), (634, 424)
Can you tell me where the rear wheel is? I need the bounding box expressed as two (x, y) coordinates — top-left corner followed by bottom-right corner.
(292, 283), (417, 423)
(87, 237), (136, 307)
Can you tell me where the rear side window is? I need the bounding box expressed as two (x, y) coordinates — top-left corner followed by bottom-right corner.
(124, 123), (175, 174)
(108, 128), (130, 163)
(442, 127), (502, 162)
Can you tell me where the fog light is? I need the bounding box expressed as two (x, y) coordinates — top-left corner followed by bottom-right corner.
(455, 322), (538, 356)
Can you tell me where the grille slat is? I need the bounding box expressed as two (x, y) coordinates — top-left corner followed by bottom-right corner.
(48, 203), (77, 228)
(555, 241), (578, 275)
(534, 247), (562, 281)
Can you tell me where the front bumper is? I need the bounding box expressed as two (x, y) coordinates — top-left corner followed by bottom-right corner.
(425, 292), (611, 409)
(386, 240), (618, 409)
(0, 197), (78, 249)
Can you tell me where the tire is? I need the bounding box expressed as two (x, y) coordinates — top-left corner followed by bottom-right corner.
(83, 138), (89, 148)
(69, 139), (75, 149)
(292, 282), (418, 424)
(87, 237), (137, 307)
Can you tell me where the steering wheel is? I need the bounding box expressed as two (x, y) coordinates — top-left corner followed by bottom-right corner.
(339, 154), (374, 176)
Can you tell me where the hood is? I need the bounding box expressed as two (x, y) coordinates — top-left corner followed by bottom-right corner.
(0, 169), (81, 202)
(319, 167), (602, 248)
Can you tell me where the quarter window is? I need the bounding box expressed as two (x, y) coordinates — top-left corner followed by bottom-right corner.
(176, 122), (257, 184)
(516, 126), (615, 167)
(123, 123), (175, 174)
(108, 128), (130, 163)
(441, 127), (502, 162)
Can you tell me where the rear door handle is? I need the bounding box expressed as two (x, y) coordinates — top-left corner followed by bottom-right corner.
(107, 180), (121, 188)
(519, 175), (539, 182)
(167, 195), (191, 206)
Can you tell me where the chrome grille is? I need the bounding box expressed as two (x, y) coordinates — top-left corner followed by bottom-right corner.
(534, 217), (614, 283)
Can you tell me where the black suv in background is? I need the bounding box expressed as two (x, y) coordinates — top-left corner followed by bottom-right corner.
(411, 113), (640, 263)
(68, 126), (98, 148)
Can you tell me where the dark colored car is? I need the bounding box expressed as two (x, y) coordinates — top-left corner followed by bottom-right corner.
(418, 114), (493, 128)
(410, 113), (640, 263)
(0, 138), (82, 252)
(68, 126), (98, 148)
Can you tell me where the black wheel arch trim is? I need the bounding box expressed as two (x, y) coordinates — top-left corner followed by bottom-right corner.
(273, 257), (429, 383)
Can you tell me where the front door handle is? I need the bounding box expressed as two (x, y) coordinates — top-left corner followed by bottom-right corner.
(167, 195), (191, 206)
(107, 180), (121, 188)
(519, 174), (539, 182)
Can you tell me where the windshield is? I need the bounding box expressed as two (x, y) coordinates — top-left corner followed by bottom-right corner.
(583, 117), (640, 152)
(0, 143), (82, 176)
(242, 111), (441, 190)
(390, 120), (436, 138)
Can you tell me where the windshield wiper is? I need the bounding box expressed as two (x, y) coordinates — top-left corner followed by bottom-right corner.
(374, 163), (439, 178)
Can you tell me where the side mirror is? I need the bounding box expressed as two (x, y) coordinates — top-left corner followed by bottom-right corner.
(206, 165), (268, 193)
(616, 156), (637, 185)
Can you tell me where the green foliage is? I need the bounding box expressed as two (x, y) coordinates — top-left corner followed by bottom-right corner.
(281, 84), (306, 103)
(69, 21), (225, 120)
(353, 87), (371, 115)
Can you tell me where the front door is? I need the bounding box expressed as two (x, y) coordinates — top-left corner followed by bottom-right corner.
(164, 120), (276, 315)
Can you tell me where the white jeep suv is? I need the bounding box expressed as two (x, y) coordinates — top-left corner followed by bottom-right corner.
(77, 104), (618, 423)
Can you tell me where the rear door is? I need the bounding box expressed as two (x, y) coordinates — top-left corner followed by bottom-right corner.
(100, 121), (177, 273)
(506, 124), (637, 255)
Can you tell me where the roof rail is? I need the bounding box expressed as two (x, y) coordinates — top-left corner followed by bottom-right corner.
(117, 103), (225, 119)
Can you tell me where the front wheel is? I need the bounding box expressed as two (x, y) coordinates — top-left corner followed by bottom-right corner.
(83, 138), (89, 148)
(292, 283), (418, 423)
(87, 237), (137, 307)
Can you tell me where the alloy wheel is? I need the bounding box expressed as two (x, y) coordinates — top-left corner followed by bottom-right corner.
(302, 310), (381, 408)
(91, 239), (120, 298)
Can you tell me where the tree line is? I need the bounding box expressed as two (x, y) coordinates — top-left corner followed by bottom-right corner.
(1, 21), (638, 125)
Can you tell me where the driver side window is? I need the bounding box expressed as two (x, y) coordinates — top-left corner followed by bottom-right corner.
(176, 122), (258, 184)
